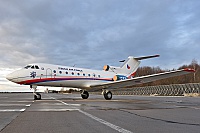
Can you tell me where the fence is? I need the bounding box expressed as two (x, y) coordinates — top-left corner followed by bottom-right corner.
(111, 83), (200, 96)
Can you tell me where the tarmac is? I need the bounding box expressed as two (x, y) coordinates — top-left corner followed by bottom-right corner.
(0, 93), (199, 133)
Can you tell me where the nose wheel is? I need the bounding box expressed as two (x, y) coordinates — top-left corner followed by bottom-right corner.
(31, 85), (42, 100)
(34, 92), (41, 100)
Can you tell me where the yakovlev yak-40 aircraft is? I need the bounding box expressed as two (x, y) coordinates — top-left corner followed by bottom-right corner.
(6, 55), (195, 100)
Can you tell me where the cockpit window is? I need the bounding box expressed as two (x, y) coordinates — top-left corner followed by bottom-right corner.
(31, 66), (35, 69)
(24, 65), (31, 69)
(35, 65), (39, 69)
(24, 65), (40, 69)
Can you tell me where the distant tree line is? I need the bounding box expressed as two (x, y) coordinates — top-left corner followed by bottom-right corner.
(133, 59), (200, 87)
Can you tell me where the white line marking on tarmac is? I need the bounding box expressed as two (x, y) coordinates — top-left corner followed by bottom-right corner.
(78, 110), (133, 133)
(50, 96), (70, 105)
(35, 109), (80, 111)
(0, 104), (29, 106)
(50, 96), (133, 133)
(190, 107), (200, 110)
(0, 109), (26, 112)
(49, 96), (81, 107)
(26, 104), (31, 107)
(20, 109), (26, 112)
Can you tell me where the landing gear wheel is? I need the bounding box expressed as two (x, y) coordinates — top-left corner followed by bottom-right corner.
(103, 91), (112, 100)
(31, 85), (41, 100)
(81, 91), (89, 99)
(34, 92), (41, 100)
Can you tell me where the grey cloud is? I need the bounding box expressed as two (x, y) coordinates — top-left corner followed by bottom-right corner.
(1, 0), (200, 92)
(0, 0), (200, 70)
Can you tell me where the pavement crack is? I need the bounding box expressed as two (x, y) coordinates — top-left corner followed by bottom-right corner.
(0, 111), (23, 132)
(120, 109), (200, 127)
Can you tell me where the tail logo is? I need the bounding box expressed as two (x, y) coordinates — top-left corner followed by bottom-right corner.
(127, 64), (130, 69)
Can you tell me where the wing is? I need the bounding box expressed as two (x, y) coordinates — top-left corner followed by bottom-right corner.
(90, 68), (194, 91)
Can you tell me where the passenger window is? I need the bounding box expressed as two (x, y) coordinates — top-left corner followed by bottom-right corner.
(77, 73), (80, 76)
(93, 74), (96, 77)
(66, 71), (68, 74)
(83, 73), (85, 76)
(59, 71), (62, 74)
(72, 72), (74, 75)
(88, 74), (90, 77)
(98, 75), (100, 78)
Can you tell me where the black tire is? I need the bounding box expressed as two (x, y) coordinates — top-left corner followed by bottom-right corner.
(104, 91), (112, 100)
(34, 93), (41, 100)
(34, 94), (37, 100)
(81, 91), (89, 99)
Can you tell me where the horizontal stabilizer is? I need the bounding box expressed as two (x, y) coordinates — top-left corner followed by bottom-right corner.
(134, 54), (160, 60)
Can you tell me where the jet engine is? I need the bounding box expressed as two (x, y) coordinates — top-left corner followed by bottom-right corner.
(113, 75), (127, 81)
(103, 65), (110, 71)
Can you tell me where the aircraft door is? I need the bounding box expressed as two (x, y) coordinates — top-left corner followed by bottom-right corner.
(46, 68), (52, 78)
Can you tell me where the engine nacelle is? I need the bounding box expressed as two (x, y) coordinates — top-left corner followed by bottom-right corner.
(113, 75), (127, 81)
(103, 65), (110, 71)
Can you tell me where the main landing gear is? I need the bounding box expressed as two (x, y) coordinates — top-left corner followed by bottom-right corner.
(102, 90), (112, 100)
(81, 90), (89, 99)
(30, 85), (41, 100)
(80, 90), (112, 100)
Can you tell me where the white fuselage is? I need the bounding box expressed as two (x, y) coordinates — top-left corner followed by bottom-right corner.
(6, 63), (117, 90)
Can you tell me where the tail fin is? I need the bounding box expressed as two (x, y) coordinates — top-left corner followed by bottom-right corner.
(103, 55), (159, 78)
(120, 55), (160, 77)
(120, 56), (140, 77)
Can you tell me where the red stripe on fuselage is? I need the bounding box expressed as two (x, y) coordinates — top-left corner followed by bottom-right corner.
(17, 77), (113, 85)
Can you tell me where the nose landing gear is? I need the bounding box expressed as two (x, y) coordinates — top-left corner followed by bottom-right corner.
(31, 85), (41, 100)
(34, 92), (41, 100)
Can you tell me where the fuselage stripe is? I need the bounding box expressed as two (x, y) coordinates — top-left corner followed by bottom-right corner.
(17, 77), (113, 85)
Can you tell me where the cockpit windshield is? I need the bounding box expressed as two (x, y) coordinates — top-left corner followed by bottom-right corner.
(35, 65), (39, 69)
(24, 65), (31, 69)
(24, 65), (40, 69)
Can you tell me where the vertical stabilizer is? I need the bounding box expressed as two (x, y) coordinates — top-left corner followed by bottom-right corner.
(103, 54), (159, 78)
(120, 56), (140, 77)
(119, 54), (160, 77)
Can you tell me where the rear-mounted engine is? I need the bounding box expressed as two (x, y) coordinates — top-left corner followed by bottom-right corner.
(113, 75), (127, 81)
(103, 65), (110, 71)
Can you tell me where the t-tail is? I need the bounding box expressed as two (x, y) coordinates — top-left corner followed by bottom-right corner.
(103, 54), (160, 79)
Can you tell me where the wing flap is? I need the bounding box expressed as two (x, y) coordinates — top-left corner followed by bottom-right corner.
(90, 68), (195, 91)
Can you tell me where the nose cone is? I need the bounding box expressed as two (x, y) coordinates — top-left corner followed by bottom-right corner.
(6, 71), (18, 83)
(6, 73), (14, 81)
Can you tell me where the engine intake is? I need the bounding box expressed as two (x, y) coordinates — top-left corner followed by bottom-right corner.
(113, 75), (127, 81)
(103, 65), (110, 71)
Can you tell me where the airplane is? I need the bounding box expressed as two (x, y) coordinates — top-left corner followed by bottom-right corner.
(6, 54), (195, 100)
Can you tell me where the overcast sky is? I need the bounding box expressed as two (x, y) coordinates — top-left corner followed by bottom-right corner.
(0, 0), (200, 91)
